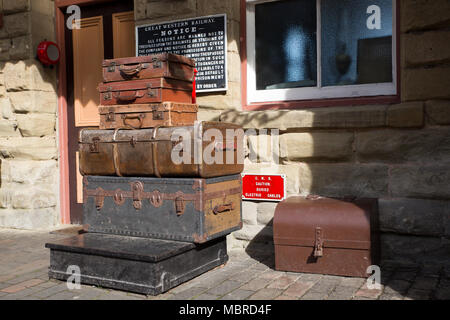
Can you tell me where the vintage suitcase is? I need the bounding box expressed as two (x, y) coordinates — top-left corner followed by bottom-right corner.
(98, 78), (193, 105)
(98, 102), (198, 129)
(102, 53), (195, 83)
(273, 196), (379, 278)
(79, 121), (244, 178)
(82, 174), (242, 243)
(46, 233), (228, 295)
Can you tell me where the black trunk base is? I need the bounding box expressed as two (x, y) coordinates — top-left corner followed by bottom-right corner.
(46, 233), (228, 296)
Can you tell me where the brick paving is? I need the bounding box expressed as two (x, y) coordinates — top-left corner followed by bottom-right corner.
(0, 227), (448, 300)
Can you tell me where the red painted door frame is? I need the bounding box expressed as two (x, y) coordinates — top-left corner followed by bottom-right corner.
(54, 0), (118, 224)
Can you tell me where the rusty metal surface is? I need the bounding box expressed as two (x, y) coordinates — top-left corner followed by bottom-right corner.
(98, 78), (193, 105)
(98, 102), (198, 129)
(102, 53), (195, 83)
(273, 196), (379, 278)
(79, 121), (244, 178)
(83, 175), (242, 243)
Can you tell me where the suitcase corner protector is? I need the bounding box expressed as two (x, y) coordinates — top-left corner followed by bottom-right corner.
(192, 233), (208, 244)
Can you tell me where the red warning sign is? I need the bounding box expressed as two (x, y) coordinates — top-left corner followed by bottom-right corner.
(242, 174), (286, 202)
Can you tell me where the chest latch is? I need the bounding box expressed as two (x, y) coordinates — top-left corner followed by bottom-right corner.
(314, 227), (324, 258)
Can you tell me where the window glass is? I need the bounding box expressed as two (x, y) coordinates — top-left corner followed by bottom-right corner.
(255, 0), (317, 90)
(321, 0), (393, 86)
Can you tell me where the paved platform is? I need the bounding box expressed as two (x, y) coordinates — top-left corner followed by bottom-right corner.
(0, 227), (448, 300)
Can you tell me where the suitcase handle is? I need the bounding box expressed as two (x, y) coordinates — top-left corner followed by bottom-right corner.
(213, 203), (235, 215)
(122, 114), (145, 129)
(114, 91), (144, 102)
(119, 64), (144, 76)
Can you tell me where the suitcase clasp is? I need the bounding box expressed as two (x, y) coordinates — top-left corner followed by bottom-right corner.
(152, 105), (164, 120)
(131, 181), (144, 210)
(314, 227), (324, 258)
(89, 137), (100, 153)
(175, 192), (186, 216)
(107, 62), (116, 72)
(152, 57), (162, 69)
(106, 111), (115, 122)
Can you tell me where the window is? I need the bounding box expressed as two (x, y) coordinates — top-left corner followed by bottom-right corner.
(246, 0), (397, 104)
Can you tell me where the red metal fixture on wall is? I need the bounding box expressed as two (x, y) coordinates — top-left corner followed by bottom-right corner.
(37, 41), (61, 67)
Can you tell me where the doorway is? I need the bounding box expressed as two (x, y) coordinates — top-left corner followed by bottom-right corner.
(62, 0), (135, 224)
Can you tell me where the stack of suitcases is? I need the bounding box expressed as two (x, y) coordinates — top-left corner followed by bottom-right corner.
(46, 54), (244, 295)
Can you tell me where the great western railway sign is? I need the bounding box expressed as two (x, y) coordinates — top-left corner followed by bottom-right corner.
(136, 14), (227, 93)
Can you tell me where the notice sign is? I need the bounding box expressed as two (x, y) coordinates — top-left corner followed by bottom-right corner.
(242, 174), (286, 202)
(136, 14), (227, 92)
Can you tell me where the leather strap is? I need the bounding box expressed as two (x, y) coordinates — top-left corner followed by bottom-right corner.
(151, 126), (162, 178)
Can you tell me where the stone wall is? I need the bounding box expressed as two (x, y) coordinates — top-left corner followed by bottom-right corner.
(0, 0), (59, 229)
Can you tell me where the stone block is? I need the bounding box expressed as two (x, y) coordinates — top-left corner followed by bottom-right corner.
(0, 208), (59, 230)
(197, 0), (240, 22)
(196, 109), (222, 122)
(16, 113), (56, 137)
(233, 224), (273, 242)
(356, 128), (450, 163)
(279, 132), (353, 161)
(9, 90), (57, 114)
(403, 31), (450, 67)
(401, 0), (450, 32)
(30, 0), (54, 16)
(244, 163), (301, 195)
(387, 102), (424, 128)
(379, 198), (448, 237)
(227, 51), (241, 83)
(257, 202), (277, 226)
(4, 12), (31, 38)
(3, 0), (31, 14)
(145, 0), (196, 19)
(0, 119), (19, 137)
(426, 100), (450, 125)
(3, 159), (57, 184)
(227, 20), (240, 54)
(0, 39), (12, 61)
(12, 187), (57, 209)
(10, 35), (32, 61)
(402, 66), (450, 101)
(220, 105), (387, 130)
(197, 81), (241, 110)
(247, 133), (277, 163)
(390, 165), (450, 199)
(298, 163), (389, 198)
(0, 137), (57, 160)
(0, 189), (12, 208)
(242, 201), (258, 225)
(134, 0), (147, 21)
(0, 97), (14, 120)
(3, 60), (56, 92)
(381, 234), (448, 264)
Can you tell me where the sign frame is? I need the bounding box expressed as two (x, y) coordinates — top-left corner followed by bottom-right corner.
(135, 14), (228, 93)
(241, 173), (287, 202)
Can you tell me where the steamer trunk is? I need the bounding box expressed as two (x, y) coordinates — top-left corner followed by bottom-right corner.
(273, 196), (380, 278)
(83, 175), (243, 243)
(98, 102), (198, 129)
(46, 234), (228, 295)
(98, 78), (193, 105)
(102, 53), (196, 83)
(79, 121), (244, 178)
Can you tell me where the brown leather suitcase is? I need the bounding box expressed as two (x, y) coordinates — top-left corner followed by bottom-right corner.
(78, 121), (244, 178)
(102, 53), (196, 83)
(98, 102), (198, 129)
(98, 78), (193, 105)
(273, 196), (380, 278)
(82, 175), (242, 243)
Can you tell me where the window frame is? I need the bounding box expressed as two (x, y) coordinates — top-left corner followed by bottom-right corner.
(240, 0), (401, 110)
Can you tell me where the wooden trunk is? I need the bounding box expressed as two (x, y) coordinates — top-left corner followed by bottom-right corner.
(273, 196), (380, 278)
(98, 78), (193, 105)
(102, 53), (195, 83)
(82, 175), (243, 243)
(78, 121), (244, 178)
(98, 102), (198, 129)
